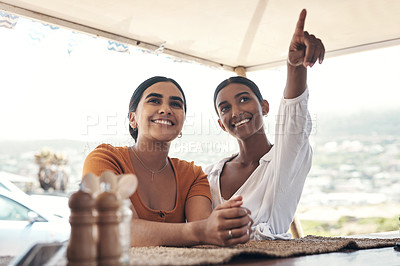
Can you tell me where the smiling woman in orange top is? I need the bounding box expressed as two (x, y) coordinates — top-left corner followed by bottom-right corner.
(83, 76), (252, 246)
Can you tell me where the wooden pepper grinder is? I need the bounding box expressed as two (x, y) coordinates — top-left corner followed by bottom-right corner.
(67, 185), (97, 266)
(96, 183), (122, 266)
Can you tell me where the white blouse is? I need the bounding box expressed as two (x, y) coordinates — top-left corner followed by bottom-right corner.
(204, 88), (312, 240)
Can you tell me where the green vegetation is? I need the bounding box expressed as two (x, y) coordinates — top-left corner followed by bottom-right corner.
(301, 216), (398, 237)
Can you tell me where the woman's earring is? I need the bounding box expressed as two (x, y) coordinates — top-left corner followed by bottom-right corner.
(178, 132), (182, 138)
(131, 122), (138, 131)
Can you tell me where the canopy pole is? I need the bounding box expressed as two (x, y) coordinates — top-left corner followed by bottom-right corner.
(290, 215), (304, 238)
(234, 66), (247, 77)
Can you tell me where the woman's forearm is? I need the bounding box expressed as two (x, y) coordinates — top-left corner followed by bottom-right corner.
(129, 196), (252, 247)
(284, 63), (307, 99)
(130, 218), (205, 247)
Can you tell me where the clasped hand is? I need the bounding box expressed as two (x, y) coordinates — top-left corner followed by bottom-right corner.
(203, 196), (253, 246)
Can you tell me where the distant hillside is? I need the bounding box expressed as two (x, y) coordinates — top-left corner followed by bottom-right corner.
(0, 139), (90, 156)
(315, 109), (400, 137)
(1, 109), (399, 155)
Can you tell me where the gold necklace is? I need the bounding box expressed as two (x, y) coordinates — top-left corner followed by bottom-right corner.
(131, 147), (169, 181)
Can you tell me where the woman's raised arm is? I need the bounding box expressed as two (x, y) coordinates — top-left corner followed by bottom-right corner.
(285, 9), (325, 99)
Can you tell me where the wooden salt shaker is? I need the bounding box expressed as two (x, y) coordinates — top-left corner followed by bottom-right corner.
(96, 183), (122, 266)
(67, 188), (97, 266)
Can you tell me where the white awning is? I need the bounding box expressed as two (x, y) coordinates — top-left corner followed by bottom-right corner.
(1, 0), (399, 71)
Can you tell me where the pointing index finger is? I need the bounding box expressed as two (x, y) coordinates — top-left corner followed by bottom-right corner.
(295, 9), (307, 34)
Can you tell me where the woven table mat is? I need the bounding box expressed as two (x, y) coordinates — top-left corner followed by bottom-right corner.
(129, 235), (400, 265)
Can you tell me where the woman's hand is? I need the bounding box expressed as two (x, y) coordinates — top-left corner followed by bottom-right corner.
(200, 196), (253, 246)
(129, 196), (252, 247)
(288, 9), (325, 68)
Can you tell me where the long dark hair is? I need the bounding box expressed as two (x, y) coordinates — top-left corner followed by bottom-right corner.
(128, 76), (187, 142)
(213, 76), (263, 114)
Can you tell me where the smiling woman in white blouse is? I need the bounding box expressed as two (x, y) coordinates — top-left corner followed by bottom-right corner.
(204, 9), (325, 240)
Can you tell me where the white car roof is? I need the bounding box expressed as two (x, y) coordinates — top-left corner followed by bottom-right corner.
(0, 186), (64, 222)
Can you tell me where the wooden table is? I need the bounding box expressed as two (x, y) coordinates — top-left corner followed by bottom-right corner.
(230, 246), (399, 265)
(229, 231), (400, 266)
